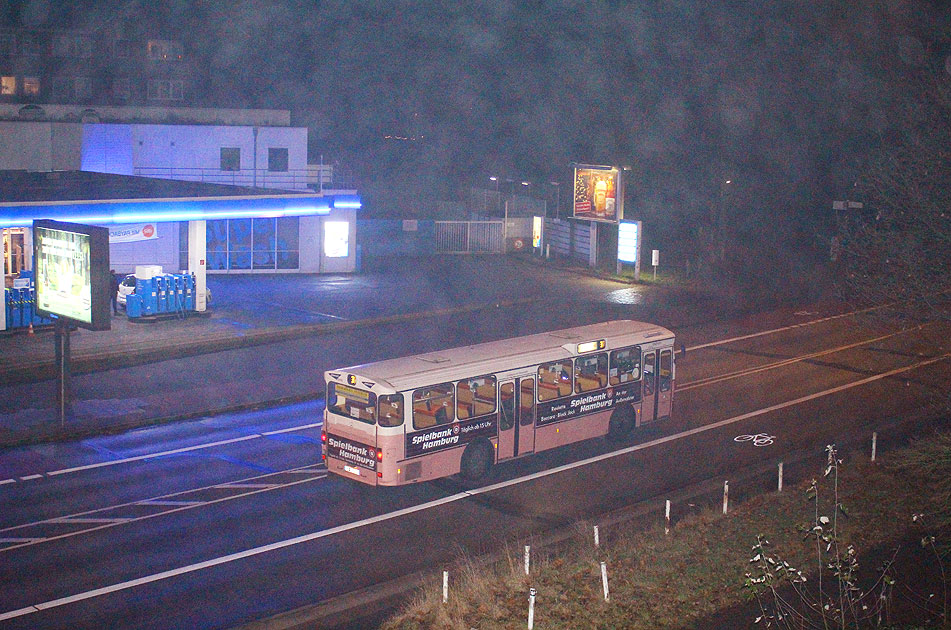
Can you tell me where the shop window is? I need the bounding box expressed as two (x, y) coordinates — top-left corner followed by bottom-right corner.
(538, 360), (573, 401)
(413, 383), (454, 429)
(220, 147), (240, 172)
(574, 353), (607, 393)
(456, 375), (496, 420)
(0, 76), (15, 95)
(268, 147), (288, 172)
(276, 217), (300, 270)
(252, 218), (276, 270)
(324, 221), (349, 258)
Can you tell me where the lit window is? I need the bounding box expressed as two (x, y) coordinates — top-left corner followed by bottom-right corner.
(23, 77), (40, 96)
(0, 76), (15, 95)
(324, 221), (349, 258)
(147, 39), (183, 60)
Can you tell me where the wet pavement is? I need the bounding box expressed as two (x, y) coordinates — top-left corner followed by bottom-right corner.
(0, 255), (668, 447)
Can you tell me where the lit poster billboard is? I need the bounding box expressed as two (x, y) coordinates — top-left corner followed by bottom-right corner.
(34, 220), (111, 331)
(573, 165), (620, 223)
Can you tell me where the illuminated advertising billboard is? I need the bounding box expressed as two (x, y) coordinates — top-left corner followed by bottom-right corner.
(573, 165), (621, 223)
(33, 220), (111, 331)
(617, 220), (640, 263)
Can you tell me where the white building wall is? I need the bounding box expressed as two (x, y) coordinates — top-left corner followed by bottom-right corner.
(107, 221), (180, 275)
(0, 122), (54, 170)
(298, 215), (322, 273)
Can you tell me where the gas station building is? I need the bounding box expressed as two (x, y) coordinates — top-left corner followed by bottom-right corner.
(1, 170), (360, 329)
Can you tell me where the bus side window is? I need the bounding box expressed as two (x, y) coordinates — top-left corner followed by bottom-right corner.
(378, 393), (404, 427)
(413, 383), (455, 429)
(457, 375), (497, 419)
(659, 349), (672, 393)
(643, 351), (656, 396)
(575, 352), (607, 393)
(610, 346), (641, 385)
(538, 360), (572, 401)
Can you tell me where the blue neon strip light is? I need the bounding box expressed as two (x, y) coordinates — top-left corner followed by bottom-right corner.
(0, 194), (360, 228)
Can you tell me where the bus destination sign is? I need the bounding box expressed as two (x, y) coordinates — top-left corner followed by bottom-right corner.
(537, 381), (642, 427)
(405, 415), (497, 459)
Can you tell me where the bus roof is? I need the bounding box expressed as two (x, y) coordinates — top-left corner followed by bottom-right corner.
(326, 320), (674, 393)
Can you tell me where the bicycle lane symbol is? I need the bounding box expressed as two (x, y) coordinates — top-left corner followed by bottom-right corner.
(734, 433), (776, 447)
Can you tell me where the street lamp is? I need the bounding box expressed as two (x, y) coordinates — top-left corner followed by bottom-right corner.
(489, 176), (500, 215)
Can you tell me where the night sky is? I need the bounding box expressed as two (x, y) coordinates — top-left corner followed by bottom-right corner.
(2, 0), (950, 266)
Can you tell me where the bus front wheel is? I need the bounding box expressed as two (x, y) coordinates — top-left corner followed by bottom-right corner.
(460, 439), (493, 481)
(608, 404), (636, 441)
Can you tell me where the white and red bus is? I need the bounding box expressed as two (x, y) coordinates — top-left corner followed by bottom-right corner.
(322, 320), (675, 486)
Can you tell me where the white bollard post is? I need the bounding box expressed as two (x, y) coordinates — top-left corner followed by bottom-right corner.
(528, 587), (536, 629)
(545, 244), (550, 259)
(593, 525), (600, 547)
(600, 561), (610, 601)
(871, 432), (878, 462)
(722, 480), (729, 515)
(442, 570), (448, 603)
(778, 462), (784, 493)
(524, 545), (531, 576)
(665, 499), (671, 535)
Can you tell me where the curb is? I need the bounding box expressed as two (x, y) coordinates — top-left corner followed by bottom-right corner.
(0, 298), (536, 386)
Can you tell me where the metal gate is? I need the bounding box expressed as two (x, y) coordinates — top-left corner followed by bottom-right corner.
(434, 221), (503, 253)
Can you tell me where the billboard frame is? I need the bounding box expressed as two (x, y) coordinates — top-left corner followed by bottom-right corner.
(33, 219), (112, 331)
(572, 164), (624, 224)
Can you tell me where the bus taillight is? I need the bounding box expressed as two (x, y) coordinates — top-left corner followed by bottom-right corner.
(321, 431), (327, 443)
(376, 448), (383, 462)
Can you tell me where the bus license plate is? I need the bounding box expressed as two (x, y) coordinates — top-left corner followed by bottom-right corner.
(343, 464), (361, 476)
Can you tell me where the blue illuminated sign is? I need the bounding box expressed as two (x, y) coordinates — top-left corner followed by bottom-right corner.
(618, 220), (640, 263)
(0, 194), (361, 228)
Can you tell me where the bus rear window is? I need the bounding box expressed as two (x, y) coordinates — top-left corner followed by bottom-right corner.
(327, 382), (377, 424)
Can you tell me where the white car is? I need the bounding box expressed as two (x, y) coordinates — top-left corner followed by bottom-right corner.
(116, 274), (211, 308)
(116, 274), (136, 307)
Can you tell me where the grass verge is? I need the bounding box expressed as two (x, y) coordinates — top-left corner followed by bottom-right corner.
(380, 433), (950, 629)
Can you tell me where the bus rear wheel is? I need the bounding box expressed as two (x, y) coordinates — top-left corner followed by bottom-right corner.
(460, 439), (493, 481)
(608, 404), (635, 441)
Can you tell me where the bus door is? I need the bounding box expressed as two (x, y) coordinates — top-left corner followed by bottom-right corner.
(655, 348), (673, 422)
(639, 351), (657, 425)
(497, 378), (536, 460)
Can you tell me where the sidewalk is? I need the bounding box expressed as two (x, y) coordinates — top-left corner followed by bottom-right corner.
(0, 254), (650, 448)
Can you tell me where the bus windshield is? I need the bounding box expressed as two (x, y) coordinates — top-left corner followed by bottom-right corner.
(327, 382), (377, 424)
